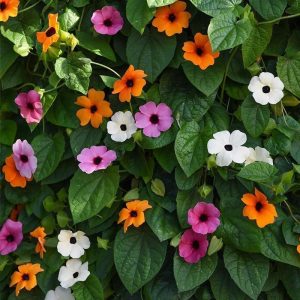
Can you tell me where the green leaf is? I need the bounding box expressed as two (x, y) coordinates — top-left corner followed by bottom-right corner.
(146, 0), (176, 7)
(0, 120), (17, 146)
(114, 226), (167, 294)
(241, 95), (270, 137)
(69, 167), (119, 223)
(126, 27), (176, 83)
(277, 53), (300, 98)
(153, 144), (177, 173)
(55, 52), (92, 94)
(0, 36), (18, 79)
(100, 75), (117, 88)
(249, 0), (287, 20)
(59, 7), (80, 31)
(224, 246), (269, 299)
(175, 167), (199, 190)
(173, 251), (218, 292)
(32, 132), (65, 182)
(175, 120), (208, 177)
(237, 162), (278, 183)
(208, 12), (253, 51)
(126, 0), (155, 33)
(278, 264), (300, 300)
(73, 274), (104, 300)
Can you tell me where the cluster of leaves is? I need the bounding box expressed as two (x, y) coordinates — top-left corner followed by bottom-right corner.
(1, 0), (300, 299)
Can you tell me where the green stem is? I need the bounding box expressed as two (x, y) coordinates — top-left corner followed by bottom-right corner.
(258, 13), (300, 25)
(91, 62), (121, 78)
(44, 83), (65, 94)
(19, 0), (42, 13)
(284, 200), (300, 224)
(17, 83), (36, 90)
(129, 102), (133, 113)
(77, 6), (86, 32)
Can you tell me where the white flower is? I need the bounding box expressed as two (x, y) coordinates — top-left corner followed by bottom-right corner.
(107, 111), (137, 142)
(58, 259), (90, 288)
(45, 286), (74, 300)
(207, 130), (250, 167)
(245, 146), (273, 166)
(248, 72), (284, 105)
(57, 230), (90, 259)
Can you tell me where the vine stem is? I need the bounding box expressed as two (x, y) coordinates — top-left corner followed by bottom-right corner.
(258, 13), (300, 25)
(91, 62), (121, 78)
(44, 82), (65, 94)
(284, 200), (300, 224)
(17, 83), (36, 90)
(18, 0), (42, 13)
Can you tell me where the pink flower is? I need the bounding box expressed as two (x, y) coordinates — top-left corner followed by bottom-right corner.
(135, 101), (174, 138)
(179, 229), (208, 264)
(77, 146), (117, 174)
(12, 139), (37, 179)
(0, 219), (23, 255)
(188, 202), (220, 234)
(91, 6), (124, 35)
(15, 90), (43, 124)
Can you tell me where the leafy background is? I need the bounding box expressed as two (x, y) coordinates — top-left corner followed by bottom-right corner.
(1, 0), (300, 299)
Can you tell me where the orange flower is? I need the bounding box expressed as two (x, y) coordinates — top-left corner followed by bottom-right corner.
(10, 204), (23, 221)
(297, 243), (300, 254)
(112, 65), (147, 102)
(182, 32), (220, 70)
(241, 188), (278, 228)
(118, 200), (152, 232)
(36, 13), (59, 52)
(10, 263), (43, 296)
(2, 155), (30, 188)
(152, 1), (191, 36)
(75, 88), (113, 128)
(30, 227), (47, 259)
(0, 0), (19, 22)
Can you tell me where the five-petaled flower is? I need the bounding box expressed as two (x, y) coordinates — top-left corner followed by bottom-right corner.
(0, 219), (23, 255)
(245, 146), (273, 166)
(0, 0), (19, 22)
(45, 286), (75, 300)
(30, 226), (47, 258)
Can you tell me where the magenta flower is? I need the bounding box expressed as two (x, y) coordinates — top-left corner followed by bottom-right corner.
(179, 229), (208, 264)
(188, 202), (220, 235)
(0, 219), (23, 255)
(135, 101), (174, 138)
(12, 139), (37, 179)
(91, 6), (124, 35)
(15, 90), (43, 124)
(77, 146), (117, 174)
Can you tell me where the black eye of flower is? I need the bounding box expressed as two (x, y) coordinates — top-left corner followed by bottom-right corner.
(150, 114), (159, 124)
(93, 156), (102, 165)
(46, 27), (56, 37)
(6, 234), (14, 242)
(192, 240), (199, 250)
(104, 19), (113, 27)
(90, 105), (97, 113)
(22, 274), (30, 281)
(255, 202), (263, 212)
(73, 272), (79, 278)
(126, 80), (134, 87)
(168, 13), (176, 22)
(0, 2), (7, 11)
(120, 124), (127, 131)
(130, 211), (138, 217)
(199, 214), (208, 222)
(262, 86), (270, 93)
(224, 144), (233, 151)
(196, 48), (203, 56)
(70, 237), (77, 244)
(20, 155), (29, 163)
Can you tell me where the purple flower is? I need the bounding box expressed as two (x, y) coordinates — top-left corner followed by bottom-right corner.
(135, 101), (173, 138)
(12, 139), (37, 179)
(188, 202), (220, 234)
(91, 6), (124, 35)
(179, 229), (208, 264)
(15, 90), (43, 124)
(0, 219), (23, 255)
(77, 146), (117, 174)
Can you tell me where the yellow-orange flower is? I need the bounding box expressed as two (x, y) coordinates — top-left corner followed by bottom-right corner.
(36, 13), (59, 52)
(118, 200), (152, 232)
(30, 227), (47, 259)
(241, 188), (278, 228)
(182, 32), (220, 70)
(112, 65), (147, 102)
(297, 243), (300, 254)
(0, 0), (19, 22)
(152, 1), (191, 36)
(75, 88), (113, 128)
(10, 263), (43, 296)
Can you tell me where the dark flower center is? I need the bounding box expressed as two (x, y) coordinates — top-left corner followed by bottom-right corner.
(73, 272), (79, 278)
(90, 105), (98, 113)
(45, 27), (56, 37)
(150, 114), (159, 124)
(168, 13), (176, 22)
(27, 102), (34, 110)
(196, 48), (203, 56)
(192, 240), (199, 250)
(70, 237), (77, 244)
(0, 2), (7, 11)
(120, 124), (127, 131)
(199, 214), (208, 222)
(126, 79), (134, 88)
(93, 156), (102, 165)
(104, 19), (112, 27)
(6, 234), (14, 242)
(20, 155), (28, 163)
(262, 86), (270, 93)
(224, 144), (233, 151)
(22, 274), (29, 281)
(130, 210), (137, 217)
(255, 202), (263, 212)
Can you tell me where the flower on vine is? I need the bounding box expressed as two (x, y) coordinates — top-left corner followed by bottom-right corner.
(241, 188), (278, 228)
(135, 101), (173, 138)
(0, 0), (19, 22)
(30, 226), (47, 259)
(179, 229), (208, 264)
(0, 219), (23, 255)
(91, 6), (124, 35)
(182, 32), (220, 70)
(10, 263), (43, 296)
(10, 204), (23, 221)
(207, 130), (250, 167)
(245, 146), (273, 166)
(297, 241), (300, 254)
(75, 88), (113, 128)
(15, 90), (43, 124)
(112, 65), (147, 102)
(118, 200), (152, 233)
(36, 13), (60, 52)
(45, 286), (75, 300)
(248, 72), (284, 105)
(152, 1), (191, 36)
(77, 146), (117, 174)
